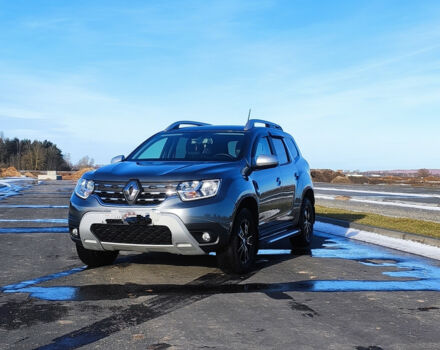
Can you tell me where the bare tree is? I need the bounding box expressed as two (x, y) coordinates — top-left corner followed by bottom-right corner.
(31, 142), (46, 170)
(76, 156), (95, 169)
(46, 146), (60, 170)
(417, 169), (430, 178)
(63, 153), (73, 170)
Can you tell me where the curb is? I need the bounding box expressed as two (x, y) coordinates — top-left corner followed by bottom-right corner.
(316, 216), (440, 249)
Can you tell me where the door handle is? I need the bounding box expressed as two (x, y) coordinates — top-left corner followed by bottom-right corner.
(294, 172), (299, 180)
(276, 177), (282, 186)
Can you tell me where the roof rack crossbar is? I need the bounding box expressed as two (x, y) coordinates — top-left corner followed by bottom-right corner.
(244, 119), (283, 131)
(164, 121), (211, 131)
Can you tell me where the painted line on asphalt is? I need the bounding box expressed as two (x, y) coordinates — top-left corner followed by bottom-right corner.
(0, 219), (67, 223)
(0, 227), (69, 234)
(1, 266), (86, 291)
(316, 194), (440, 211)
(0, 205), (69, 208)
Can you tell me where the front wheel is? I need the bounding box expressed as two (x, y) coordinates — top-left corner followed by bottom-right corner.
(290, 198), (315, 248)
(217, 208), (258, 274)
(76, 243), (119, 268)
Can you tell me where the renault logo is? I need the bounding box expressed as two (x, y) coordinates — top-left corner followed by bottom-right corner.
(123, 180), (141, 204)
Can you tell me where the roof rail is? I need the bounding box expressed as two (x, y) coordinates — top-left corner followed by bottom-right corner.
(244, 119), (283, 131)
(164, 121), (211, 131)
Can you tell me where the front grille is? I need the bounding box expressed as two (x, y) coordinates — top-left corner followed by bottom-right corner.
(93, 181), (178, 205)
(90, 224), (172, 245)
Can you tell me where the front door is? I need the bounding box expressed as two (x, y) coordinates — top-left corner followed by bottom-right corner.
(269, 136), (296, 228)
(251, 135), (290, 237)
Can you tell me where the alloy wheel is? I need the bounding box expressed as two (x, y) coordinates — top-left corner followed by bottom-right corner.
(237, 219), (254, 264)
(303, 205), (313, 242)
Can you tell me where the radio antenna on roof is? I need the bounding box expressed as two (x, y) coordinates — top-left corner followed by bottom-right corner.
(247, 108), (252, 122)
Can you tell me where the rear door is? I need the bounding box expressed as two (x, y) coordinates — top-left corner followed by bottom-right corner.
(284, 137), (302, 224)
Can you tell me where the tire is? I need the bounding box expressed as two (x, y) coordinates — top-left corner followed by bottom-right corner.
(290, 197), (315, 248)
(217, 208), (258, 274)
(76, 243), (119, 268)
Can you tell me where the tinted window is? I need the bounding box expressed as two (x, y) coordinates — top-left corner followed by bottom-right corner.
(254, 137), (273, 158)
(271, 137), (289, 165)
(130, 132), (245, 162)
(135, 138), (167, 159)
(228, 140), (242, 158)
(286, 138), (299, 159)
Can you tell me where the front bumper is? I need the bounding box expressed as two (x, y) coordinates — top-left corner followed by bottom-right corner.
(77, 208), (214, 255)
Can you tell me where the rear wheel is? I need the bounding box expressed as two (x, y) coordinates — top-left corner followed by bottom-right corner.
(290, 197), (314, 248)
(76, 243), (119, 267)
(217, 208), (258, 274)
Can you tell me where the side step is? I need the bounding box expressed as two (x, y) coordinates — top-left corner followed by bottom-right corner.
(263, 228), (301, 244)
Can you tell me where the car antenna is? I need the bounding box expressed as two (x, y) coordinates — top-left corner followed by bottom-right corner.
(247, 108), (252, 122)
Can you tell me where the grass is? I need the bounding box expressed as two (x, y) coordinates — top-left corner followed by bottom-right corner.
(315, 205), (440, 240)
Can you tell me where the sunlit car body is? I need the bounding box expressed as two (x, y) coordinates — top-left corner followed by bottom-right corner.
(69, 120), (315, 273)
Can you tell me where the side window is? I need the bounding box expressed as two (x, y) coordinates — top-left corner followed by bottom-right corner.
(174, 137), (188, 159)
(227, 141), (240, 157)
(271, 137), (289, 165)
(254, 137), (273, 158)
(286, 138), (299, 159)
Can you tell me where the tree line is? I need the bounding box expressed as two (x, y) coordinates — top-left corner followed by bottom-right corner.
(0, 133), (72, 171)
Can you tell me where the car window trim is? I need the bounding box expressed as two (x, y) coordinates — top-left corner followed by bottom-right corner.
(269, 136), (291, 165)
(285, 137), (300, 162)
(252, 134), (273, 158)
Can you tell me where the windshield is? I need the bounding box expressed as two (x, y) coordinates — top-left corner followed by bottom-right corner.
(129, 132), (245, 162)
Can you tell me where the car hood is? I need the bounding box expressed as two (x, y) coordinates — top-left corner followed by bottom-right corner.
(88, 160), (242, 182)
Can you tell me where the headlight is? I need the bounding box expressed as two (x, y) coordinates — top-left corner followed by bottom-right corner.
(177, 179), (221, 201)
(75, 178), (95, 199)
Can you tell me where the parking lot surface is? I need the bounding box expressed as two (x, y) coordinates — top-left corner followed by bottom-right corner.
(1, 180), (440, 350)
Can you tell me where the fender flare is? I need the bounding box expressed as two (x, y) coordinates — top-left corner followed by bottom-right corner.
(230, 193), (259, 234)
(300, 186), (315, 206)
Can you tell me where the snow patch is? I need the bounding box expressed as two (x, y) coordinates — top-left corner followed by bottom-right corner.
(315, 186), (440, 198)
(315, 221), (440, 261)
(316, 194), (440, 211)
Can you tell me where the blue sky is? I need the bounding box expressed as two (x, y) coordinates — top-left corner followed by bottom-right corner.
(0, 0), (439, 170)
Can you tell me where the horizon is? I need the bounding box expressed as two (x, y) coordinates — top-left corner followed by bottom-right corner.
(1, 1), (439, 170)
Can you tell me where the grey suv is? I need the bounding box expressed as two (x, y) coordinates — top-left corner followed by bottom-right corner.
(69, 119), (315, 273)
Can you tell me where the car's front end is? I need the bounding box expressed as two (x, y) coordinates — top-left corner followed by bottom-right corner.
(68, 127), (252, 257)
(69, 173), (245, 255)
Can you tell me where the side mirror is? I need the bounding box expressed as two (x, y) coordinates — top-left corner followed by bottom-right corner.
(254, 155), (279, 169)
(111, 155), (125, 164)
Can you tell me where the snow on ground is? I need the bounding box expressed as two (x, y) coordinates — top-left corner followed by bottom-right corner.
(0, 177), (35, 199)
(315, 221), (440, 261)
(314, 186), (440, 198)
(315, 194), (440, 211)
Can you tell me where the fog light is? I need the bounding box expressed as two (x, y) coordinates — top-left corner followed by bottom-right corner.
(71, 228), (79, 237)
(202, 232), (211, 242)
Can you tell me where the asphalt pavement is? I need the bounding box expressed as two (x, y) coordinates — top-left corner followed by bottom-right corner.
(0, 179), (440, 350)
(315, 182), (440, 223)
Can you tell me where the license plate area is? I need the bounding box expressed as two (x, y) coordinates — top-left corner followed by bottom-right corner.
(106, 213), (153, 226)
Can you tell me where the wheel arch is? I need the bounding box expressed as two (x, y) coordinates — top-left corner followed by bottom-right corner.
(231, 195), (259, 234)
(301, 186), (315, 206)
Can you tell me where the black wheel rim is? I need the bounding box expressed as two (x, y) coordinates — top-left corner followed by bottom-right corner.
(237, 218), (254, 265)
(303, 205), (313, 242)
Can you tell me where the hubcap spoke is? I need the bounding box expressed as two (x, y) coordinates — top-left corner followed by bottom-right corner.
(237, 219), (253, 264)
(302, 205), (313, 242)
